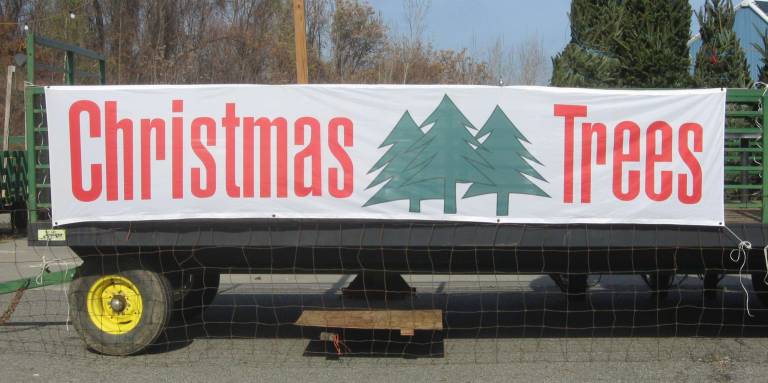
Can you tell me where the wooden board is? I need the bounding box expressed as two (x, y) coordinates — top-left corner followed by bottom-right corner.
(295, 309), (443, 332)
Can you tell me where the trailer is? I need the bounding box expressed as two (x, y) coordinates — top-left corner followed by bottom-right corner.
(15, 34), (768, 356)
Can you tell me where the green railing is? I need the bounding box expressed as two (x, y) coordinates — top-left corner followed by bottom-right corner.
(24, 32), (106, 223)
(0, 151), (27, 207)
(724, 89), (768, 223)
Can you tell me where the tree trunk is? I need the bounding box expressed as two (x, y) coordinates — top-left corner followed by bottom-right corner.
(444, 180), (456, 214)
(496, 193), (509, 216)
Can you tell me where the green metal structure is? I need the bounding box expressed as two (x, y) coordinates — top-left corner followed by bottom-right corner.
(0, 33), (107, 297)
(723, 89), (768, 223)
(23, 32), (106, 223)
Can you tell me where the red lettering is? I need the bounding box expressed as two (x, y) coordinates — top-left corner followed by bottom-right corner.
(222, 103), (240, 197)
(645, 121), (673, 201)
(580, 122), (606, 203)
(171, 100), (184, 199)
(612, 121), (641, 201)
(244, 117), (288, 198)
(294, 117), (322, 197)
(68, 100), (102, 202)
(554, 104), (587, 203)
(678, 123), (703, 204)
(328, 117), (354, 198)
(140, 119), (165, 200)
(243, 117), (255, 198)
(191, 117), (216, 197)
(105, 101), (133, 201)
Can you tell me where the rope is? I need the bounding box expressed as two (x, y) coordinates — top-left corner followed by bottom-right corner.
(29, 255), (77, 331)
(724, 225), (755, 317)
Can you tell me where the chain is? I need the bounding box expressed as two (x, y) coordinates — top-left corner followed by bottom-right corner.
(0, 282), (28, 325)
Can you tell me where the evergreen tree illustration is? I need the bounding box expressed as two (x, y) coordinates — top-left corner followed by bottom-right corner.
(463, 106), (549, 216)
(364, 111), (441, 212)
(401, 94), (492, 214)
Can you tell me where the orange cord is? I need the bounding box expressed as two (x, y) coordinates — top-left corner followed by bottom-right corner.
(331, 333), (350, 356)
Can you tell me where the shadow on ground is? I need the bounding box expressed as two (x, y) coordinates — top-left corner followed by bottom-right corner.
(148, 274), (768, 355)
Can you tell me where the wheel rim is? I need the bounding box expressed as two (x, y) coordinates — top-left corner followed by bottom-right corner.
(86, 275), (143, 335)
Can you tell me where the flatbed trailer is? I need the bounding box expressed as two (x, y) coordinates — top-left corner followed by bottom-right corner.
(16, 34), (768, 356)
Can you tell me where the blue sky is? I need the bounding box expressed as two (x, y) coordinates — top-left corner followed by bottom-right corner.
(366, 0), (736, 59)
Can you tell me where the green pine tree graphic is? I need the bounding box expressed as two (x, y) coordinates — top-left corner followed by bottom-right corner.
(400, 94), (492, 214)
(463, 105), (549, 216)
(364, 111), (441, 212)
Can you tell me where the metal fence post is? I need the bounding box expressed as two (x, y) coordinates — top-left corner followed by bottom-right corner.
(762, 91), (768, 223)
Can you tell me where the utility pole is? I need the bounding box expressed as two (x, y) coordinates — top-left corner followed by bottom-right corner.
(292, 0), (309, 84)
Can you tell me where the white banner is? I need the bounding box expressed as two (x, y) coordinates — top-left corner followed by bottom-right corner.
(44, 85), (725, 226)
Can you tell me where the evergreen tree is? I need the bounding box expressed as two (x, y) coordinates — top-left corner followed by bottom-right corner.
(367, 111), (423, 188)
(694, 0), (751, 88)
(550, 0), (624, 87)
(364, 111), (441, 212)
(616, 0), (692, 88)
(402, 95), (491, 214)
(753, 27), (768, 84)
(464, 106), (549, 216)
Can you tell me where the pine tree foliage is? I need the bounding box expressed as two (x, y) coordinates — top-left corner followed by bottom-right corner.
(694, 0), (751, 88)
(463, 106), (548, 216)
(367, 112), (423, 188)
(364, 111), (441, 212)
(753, 27), (768, 84)
(402, 95), (491, 214)
(616, 0), (692, 88)
(550, 0), (623, 87)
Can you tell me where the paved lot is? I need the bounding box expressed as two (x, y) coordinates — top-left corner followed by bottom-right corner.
(0, 237), (768, 382)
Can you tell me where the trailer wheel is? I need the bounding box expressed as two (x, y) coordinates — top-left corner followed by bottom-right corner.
(642, 272), (675, 298)
(68, 261), (173, 356)
(751, 272), (768, 307)
(10, 201), (26, 233)
(703, 271), (722, 298)
(549, 274), (588, 300)
(172, 268), (220, 321)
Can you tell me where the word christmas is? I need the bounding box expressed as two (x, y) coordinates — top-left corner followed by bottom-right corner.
(67, 100), (354, 202)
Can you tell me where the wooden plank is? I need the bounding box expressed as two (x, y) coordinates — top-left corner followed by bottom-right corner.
(295, 309), (443, 331)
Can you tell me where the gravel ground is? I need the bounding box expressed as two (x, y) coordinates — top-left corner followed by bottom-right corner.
(1, 237), (768, 382)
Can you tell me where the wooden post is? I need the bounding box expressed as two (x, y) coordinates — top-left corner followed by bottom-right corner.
(3, 65), (15, 151)
(292, 0), (309, 84)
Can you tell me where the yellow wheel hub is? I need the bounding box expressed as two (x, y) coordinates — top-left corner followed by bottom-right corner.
(86, 275), (143, 335)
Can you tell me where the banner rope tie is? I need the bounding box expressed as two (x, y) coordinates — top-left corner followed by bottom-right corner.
(763, 245), (768, 286)
(724, 225), (754, 317)
(30, 255), (77, 330)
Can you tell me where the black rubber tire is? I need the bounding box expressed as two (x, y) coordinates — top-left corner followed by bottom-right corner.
(68, 260), (173, 356)
(10, 201), (26, 233)
(172, 268), (220, 321)
(703, 271), (722, 293)
(564, 274), (588, 297)
(647, 272), (675, 298)
(752, 272), (768, 307)
(550, 274), (588, 300)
